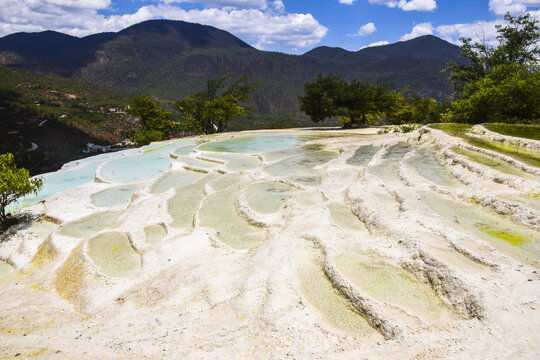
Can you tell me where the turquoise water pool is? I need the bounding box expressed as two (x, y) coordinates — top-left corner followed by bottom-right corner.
(9, 134), (316, 214)
(98, 139), (195, 183)
(200, 134), (304, 154)
(11, 156), (112, 212)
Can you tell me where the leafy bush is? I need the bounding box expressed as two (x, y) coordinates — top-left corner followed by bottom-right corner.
(0, 153), (42, 229)
(134, 130), (165, 146)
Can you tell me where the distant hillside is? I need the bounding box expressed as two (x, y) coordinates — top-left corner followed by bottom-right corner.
(0, 20), (461, 116)
(0, 66), (136, 175)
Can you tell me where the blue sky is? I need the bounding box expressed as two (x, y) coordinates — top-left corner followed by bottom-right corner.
(0, 1), (538, 53)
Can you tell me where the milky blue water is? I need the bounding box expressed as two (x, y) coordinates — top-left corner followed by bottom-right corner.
(9, 134), (308, 214)
(200, 134), (304, 154)
(12, 157), (109, 211)
(98, 139), (195, 183)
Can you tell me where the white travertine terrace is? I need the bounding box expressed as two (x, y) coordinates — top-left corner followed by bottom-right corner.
(0, 128), (539, 359)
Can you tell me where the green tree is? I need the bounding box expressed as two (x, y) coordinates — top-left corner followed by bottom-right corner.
(445, 13), (539, 100)
(386, 94), (441, 125)
(443, 63), (540, 124)
(299, 74), (404, 128)
(176, 76), (257, 134)
(128, 94), (176, 145)
(443, 13), (539, 124)
(0, 153), (43, 227)
(298, 73), (345, 123)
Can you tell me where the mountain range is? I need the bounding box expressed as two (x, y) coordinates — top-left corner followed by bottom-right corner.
(0, 20), (461, 116)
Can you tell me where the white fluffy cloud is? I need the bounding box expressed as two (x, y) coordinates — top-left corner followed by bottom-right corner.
(0, 0), (327, 51)
(436, 20), (502, 45)
(489, 0), (540, 15)
(401, 20), (502, 45)
(353, 22), (377, 36)
(360, 40), (389, 49)
(400, 5), (540, 45)
(369, 0), (436, 11)
(339, 0), (356, 4)
(400, 22), (433, 40)
(160, 0), (269, 9)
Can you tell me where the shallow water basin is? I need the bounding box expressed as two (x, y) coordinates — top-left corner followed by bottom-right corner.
(150, 170), (204, 194)
(144, 224), (167, 243)
(346, 145), (380, 167)
(208, 173), (244, 192)
(168, 175), (216, 229)
(265, 151), (337, 177)
(368, 143), (415, 182)
(202, 153), (261, 171)
(287, 170), (322, 187)
(421, 191), (540, 265)
(173, 144), (197, 156)
(87, 231), (141, 278)
(178, 157), (221, 170)
(335, 251), (452, 322)
(91, 185), (141, 207)
(327, 203), (369, 233)
(100, 140), (192, 183)
(296, 247), (378, 337)
(263, 147), (305, 162)
(408, 149), (461, 187)
(58, 211), (122, 238)
(199, 184), (266, 249)
(200, 134), (304, 154)
(451, 146), (539, 181)
(12, 158), (107, 212)
(245, 182), (296, 214)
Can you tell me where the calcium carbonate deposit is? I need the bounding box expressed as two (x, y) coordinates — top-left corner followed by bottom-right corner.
(0, 126), (539, 359)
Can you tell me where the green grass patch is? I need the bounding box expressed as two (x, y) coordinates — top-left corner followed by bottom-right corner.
(429, 123), (540, 167)
(428, 123), (472, 137)
(483, 123), (540, 141)
(450, 146), (537, 179)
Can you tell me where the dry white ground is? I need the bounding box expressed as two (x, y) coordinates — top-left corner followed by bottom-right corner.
(0, 127), (539, 359)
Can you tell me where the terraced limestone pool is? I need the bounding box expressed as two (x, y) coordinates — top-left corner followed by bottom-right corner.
(408, 148), (461, 187)
(327, 203), (370, 233)
(296, 246), (379, 338)
(199, 181), (267, 249)
(451, 146), (539, 181)
(11, 156), (111, 212)
(201, 152), (261, 171)
(144, 224), (167, 243)
(86, 231), (141, 278)
(168, 175), (216, 229)
(91, 185), (141, 207)
(346, 145), (380, 167)
(150, 170), (204, 194)
(429, 123), (540, 167)
(200, 134), (304, 154)
(368, 143), (415, 182)
(58, 211), (122, 238)
(422, 191), (540, 265)
(99, 139), (195, 183)
(244, 182), (296, 214)
(5, 128), (540, 358)
(334, 250), (453, 323)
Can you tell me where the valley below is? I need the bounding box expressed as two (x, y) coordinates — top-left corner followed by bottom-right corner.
(0, 126), (539, 359)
